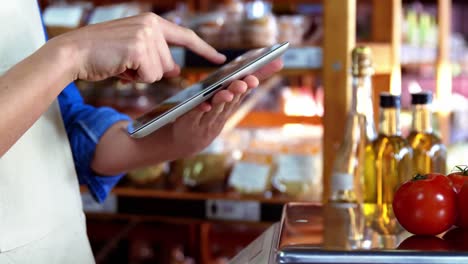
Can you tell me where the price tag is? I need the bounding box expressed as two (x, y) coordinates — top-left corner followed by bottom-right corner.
(81, 192), (117, 213)
(206, 199), (260, 221)
(282, 47), (322, 69)
(43, 6), (84, 27)
(228, 162), (270, 194)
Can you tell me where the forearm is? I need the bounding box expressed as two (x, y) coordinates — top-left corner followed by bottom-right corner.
(91, 121), (180, 175)
(0, 38), (76, 155)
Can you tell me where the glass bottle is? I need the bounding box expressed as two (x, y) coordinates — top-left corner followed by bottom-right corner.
(407, 92), (447, 174)
(327, 47), (377, 249)
(369, 94), (413, 238)
(329, 46), (376, 204)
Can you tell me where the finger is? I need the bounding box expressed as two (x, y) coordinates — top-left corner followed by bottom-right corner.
(227, 80), (248, 95)
(201, 89), (233, 125)
(196, 102), (212, 112)
(252, 59), (283, 80)
(211, 89), (234, 105)
(176, 107), (205, 127)
(147, 35), (161, 81)
(200, 103), (226, 126)
(157, 18), (226, 64)
(217, 95), (240, 121)
(118, 70), (138, 81)
(164, 64), (181, 78)
(134, 42), (161, 83)
(216, 80), (249, 120)
(155, 34), (176, 73)
(136, 57), (161, 83)
(242, 75), (259, 89)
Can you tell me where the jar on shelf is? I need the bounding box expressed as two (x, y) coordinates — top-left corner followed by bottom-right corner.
(247, 125), (323, 201)
(218, 0), (244, 48)
(195, 12), (225, 48)
(127, 163), (169, 189)
(277, 15), (305, 46)
(242, 1), (278, 48)
(169, 153), (228, 192)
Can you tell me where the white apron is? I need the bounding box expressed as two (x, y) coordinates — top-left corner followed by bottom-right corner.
(0, 1), (94, 263)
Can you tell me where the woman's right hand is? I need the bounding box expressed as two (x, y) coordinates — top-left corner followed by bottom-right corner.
(50, 12), (226, 83)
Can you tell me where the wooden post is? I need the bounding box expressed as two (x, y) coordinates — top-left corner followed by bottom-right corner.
(371, 0), (402, 127)
(437, 0), (452, 146)
(322, 0), (356, 201)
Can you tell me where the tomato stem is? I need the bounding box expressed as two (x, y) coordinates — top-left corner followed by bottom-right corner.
(454, 165), (468, 176)
(412, 173), (428, 181)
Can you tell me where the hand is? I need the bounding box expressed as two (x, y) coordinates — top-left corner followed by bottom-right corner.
(158, 59), (283, 158)
(50, 12), (226, 82)
(90, 59), (282, 174)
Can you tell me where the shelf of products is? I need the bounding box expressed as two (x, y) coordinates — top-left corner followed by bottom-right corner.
(36, 0), (423, 262)
(40, 0), (403, 206)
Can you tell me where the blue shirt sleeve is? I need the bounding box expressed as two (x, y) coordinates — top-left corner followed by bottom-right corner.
(58, 82), (131, 203)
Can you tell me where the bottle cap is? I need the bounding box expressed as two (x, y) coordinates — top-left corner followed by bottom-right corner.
(352, 46), (374, 76)
(379, 93), (401, 108)
(411, 91), (433, 105)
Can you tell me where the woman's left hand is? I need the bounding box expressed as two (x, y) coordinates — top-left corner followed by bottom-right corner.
(159, 59), (283, 158)
(91, 59), (283, 175)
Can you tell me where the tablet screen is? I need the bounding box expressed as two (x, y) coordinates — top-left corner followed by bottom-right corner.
(131, 43), (285, 131)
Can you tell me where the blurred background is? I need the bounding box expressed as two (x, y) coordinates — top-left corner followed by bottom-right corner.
(37, 0), (468, 263)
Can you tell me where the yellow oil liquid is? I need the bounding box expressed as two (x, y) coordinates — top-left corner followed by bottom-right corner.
(363, 134), (413, 235)
(407, 131), (446, 174)
(362, 142), (377, 221)
(365, 135), (413, 235)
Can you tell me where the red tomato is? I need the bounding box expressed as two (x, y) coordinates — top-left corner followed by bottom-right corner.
(397, 235), (450, 251)
(447, 165), (468, 193)
(457, 182), (468, 229)
(393, 173), (456, 235)
(442, 227), (468, 250)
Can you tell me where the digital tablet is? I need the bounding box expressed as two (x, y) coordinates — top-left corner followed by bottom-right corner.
(128, 41), (289, 138)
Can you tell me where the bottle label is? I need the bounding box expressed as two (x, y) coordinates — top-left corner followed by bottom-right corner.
(331, 172), (354, 192)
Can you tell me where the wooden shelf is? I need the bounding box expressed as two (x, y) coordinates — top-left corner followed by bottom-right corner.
(237, 111), (322, 127)
(82, 186), (308, 205)
(117, 187), (305, 204)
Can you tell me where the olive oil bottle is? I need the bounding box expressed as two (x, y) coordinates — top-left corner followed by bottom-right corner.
(369, 94), (413, 236)
(407, 92), (447, 174)
(329, 46), (376, 204)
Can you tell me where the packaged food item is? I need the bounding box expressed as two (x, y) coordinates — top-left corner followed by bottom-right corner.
(227, 151), (275, 196)
(87, 2), (151, 25)
(43, 2), (93, 37)
(245, 125), (323, 200)
(271, 126), (322, 200)
(127, 163), (169, 188)
(170, 153), (228, 192)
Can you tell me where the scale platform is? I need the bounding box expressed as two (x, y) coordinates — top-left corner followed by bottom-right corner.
(231, 202), (468, 264)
